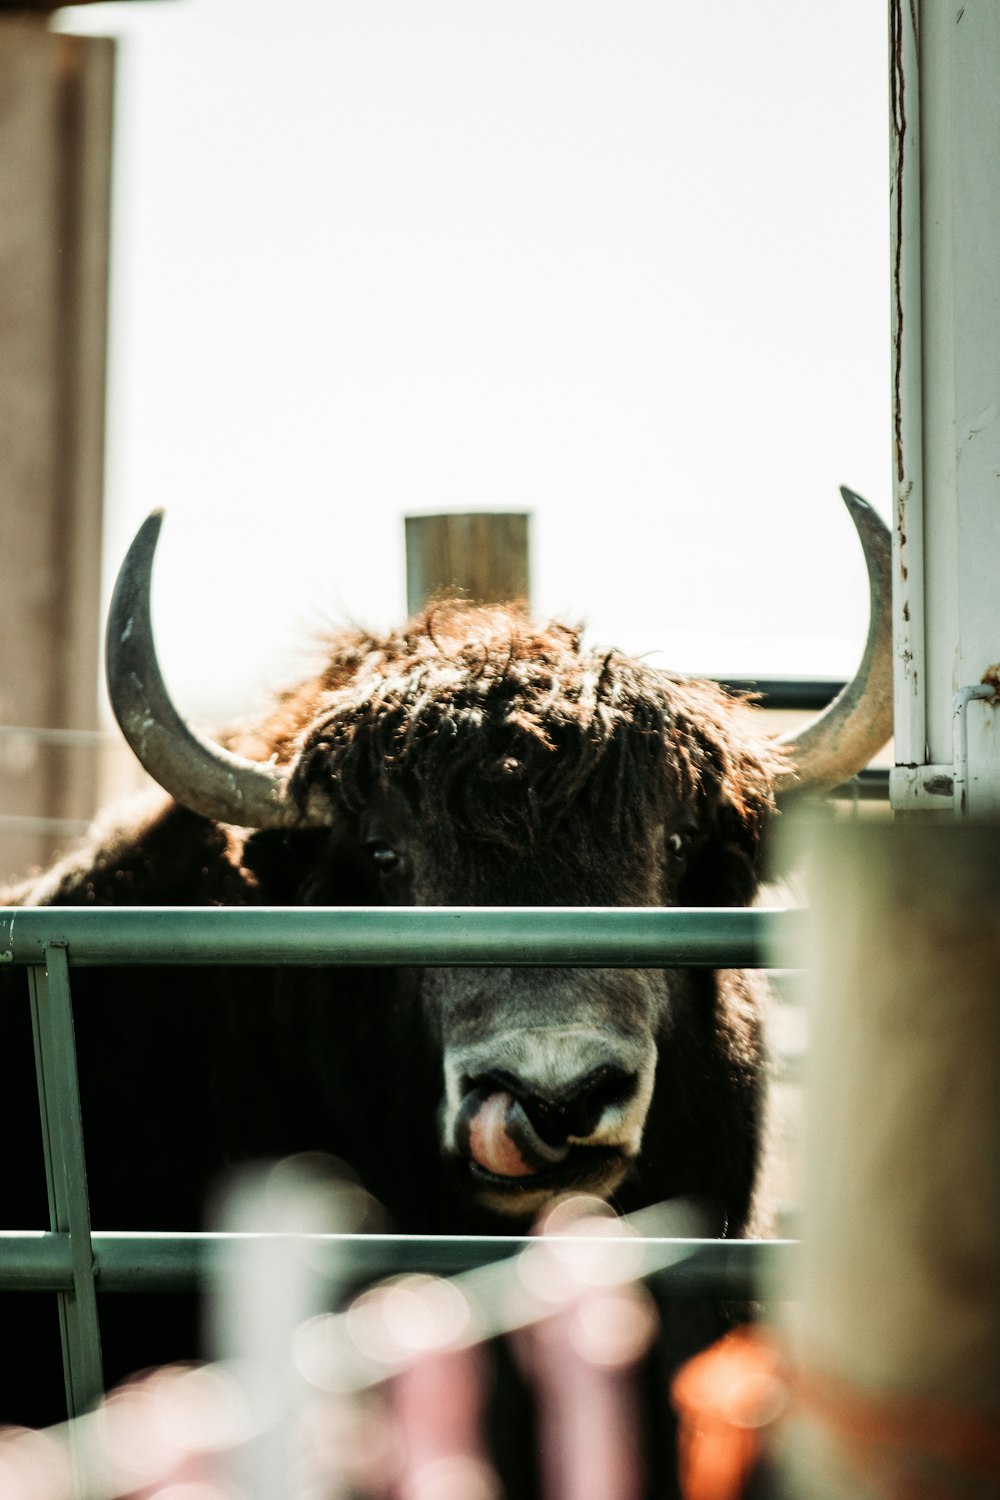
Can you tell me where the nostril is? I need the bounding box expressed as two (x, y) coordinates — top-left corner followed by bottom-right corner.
(578, 1064), (639, 1116)
(519, 1095), (574, 1149)
(535, 1065), (638, 1140)
(470, 1066), (638, 1146)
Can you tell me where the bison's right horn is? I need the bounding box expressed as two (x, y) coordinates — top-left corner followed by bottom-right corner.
(106, 512), (330, 829)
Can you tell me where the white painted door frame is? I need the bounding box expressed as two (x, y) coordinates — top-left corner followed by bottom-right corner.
(891, 1), (1000, 815)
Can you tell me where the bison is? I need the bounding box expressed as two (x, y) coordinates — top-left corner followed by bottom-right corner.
(0, 490), (891, 1447)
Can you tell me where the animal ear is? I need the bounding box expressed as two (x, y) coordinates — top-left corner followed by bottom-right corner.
(677, 785), (772, 908)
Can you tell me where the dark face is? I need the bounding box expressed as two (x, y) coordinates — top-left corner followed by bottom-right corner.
(350, 784), (698, 1219)
(273, 633), (774, 1223)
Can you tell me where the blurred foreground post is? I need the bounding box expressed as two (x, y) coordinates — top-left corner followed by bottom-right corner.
(211, 1157), (366, 1500)
(405, 513), (530, 615)
(779, 822), (1000, 1498)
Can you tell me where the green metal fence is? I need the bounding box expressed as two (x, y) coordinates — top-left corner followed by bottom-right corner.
(0, 905), (805, 1419)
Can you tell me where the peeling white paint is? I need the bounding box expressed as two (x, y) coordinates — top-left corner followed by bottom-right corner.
(960, 401), (999, 444)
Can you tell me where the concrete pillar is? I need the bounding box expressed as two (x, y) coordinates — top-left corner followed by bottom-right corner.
(0, 17), (113, 881)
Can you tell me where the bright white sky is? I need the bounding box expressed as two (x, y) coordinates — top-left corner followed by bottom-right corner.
(59, 0), (890, 723)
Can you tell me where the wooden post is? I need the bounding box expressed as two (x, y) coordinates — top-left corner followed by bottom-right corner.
(0, 17), (113, 882)
(778, 821), (1000, 1497)
(404, 513), (530, 616)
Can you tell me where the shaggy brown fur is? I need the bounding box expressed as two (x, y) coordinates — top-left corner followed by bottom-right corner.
(233, 602), (785, 897)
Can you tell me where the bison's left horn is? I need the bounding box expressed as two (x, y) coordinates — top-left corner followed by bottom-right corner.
(773, 487), (893, 797)
(106, 511), (328, 829)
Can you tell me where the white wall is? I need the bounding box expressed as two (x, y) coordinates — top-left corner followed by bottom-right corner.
(58, 0), (891, 723)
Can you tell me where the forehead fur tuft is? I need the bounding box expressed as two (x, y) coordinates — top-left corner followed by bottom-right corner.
(233, 601), (786, 849)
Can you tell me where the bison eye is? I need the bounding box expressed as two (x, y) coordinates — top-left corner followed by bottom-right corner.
(366, 842), (402, 873)
(666, 830), (693, 861)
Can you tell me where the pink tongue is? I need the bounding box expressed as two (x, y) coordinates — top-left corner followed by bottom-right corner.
(467, 1091), (537, 1178)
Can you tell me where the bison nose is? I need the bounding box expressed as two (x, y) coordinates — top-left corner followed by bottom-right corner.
(458, 1066), (639, 1178)
(513, 1065), (637, 1143)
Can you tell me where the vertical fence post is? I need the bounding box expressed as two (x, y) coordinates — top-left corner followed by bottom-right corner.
(405, 513), (530, 615)
(27, 943), (104, 1418)
(779, 821), (1000, 1497)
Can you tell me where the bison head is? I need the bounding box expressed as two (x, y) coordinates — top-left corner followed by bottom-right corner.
(105, 492), (891, 1221)
(275, 612), (784, 1216)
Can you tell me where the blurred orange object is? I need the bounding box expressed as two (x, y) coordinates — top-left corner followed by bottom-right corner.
(671, 1326), (787, 1500)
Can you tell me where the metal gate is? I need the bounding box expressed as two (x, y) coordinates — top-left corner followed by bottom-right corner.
(0, 903), (802, 1421)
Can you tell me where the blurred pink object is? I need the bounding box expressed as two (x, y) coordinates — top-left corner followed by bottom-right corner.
(0, 1364), (247, 1500)
(518, 1279), (657, 1500)
(387, 1343), (500, 1500)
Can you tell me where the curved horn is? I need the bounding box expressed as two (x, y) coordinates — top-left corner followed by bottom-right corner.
(774, 487), (893, 797)
(106, 512), (327, 829)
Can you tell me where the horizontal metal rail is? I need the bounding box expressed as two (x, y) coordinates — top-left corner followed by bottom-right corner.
(0, 725), (113, 749)
(0, 815), (94, 838)
(848, 766), (890, 797)
(0, 1231), (795, 1300)
(1, 693), (836, 741)
(0, 905), (805, 969)
(715, 676), (846, 709)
